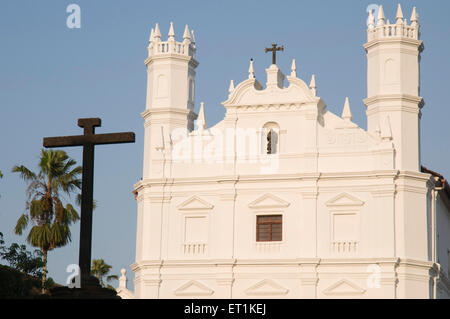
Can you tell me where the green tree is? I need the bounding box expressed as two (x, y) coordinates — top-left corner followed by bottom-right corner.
(13, 149), (82, 293)
(0, 241), (44, 277)
(0, 232), (57, 298)
(91, 259), (118, 288)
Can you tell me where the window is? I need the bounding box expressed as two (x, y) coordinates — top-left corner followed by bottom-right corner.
(262, 122), (279, 154)
(256, 215), (282, 242)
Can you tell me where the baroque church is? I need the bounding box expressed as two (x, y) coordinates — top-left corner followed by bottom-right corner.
(116, 4), (450, 298)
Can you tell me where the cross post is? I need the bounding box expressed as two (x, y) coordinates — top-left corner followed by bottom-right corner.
(265, 43), (284, 65)
(43, 118), (135, 288)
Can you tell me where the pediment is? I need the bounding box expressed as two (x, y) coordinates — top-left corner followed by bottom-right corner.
(174, 280), (214, 296)
(326, 192), (364, 207)
(177, 196), (214, 211)
(323, 279), (365, 296)
(248, 193), (290, 209)
(222, 76), (317, 107)
(245, 279), (289, 296)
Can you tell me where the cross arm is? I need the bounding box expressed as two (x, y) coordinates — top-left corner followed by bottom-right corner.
(43, 132), (135, 148)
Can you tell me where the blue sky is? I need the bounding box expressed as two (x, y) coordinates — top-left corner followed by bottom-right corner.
(0, 1), (449, 291)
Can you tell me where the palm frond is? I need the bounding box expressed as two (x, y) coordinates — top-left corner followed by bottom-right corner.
(75, 194), (97, 210)
(14, 214), (29, 235)
(12, 165), (37, 181)
(62, 159), (78, 175)
(29, 200), (44, 219)
(51, 222), (71, 248)
(27, 224), (52, 250)
(64, 204), (80, 224)
(106, 275), (119, 282)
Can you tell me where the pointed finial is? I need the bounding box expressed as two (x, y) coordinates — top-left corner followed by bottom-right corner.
(191, 30), (196, 43)
(149, 28), (155, 43)
(197, 102), (207, 130)
(228, 80), (235, 93)
(396, 4), (404, 24)
(248, 58), (255, 79)
(168, 22), (175, 40)
(342, 97), (352, 121)
(386, 19), (391, 25)
(154, 23), (161, 40)
(183, 25), (191, 40)
(309, 74), (317, 96)
(290, 59), (297, 77)
(377, 5), (385, 26)
(411, 7), (419, 24)
(367, 9), (375, 29)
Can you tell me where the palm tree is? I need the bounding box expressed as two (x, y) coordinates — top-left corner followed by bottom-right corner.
(91, 259), (118, 288)
(13, 149), (82, 293)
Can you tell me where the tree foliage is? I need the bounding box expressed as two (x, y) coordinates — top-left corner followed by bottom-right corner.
(0, 232), (57, 298)
(0, 241), (44, 277)
(91, 259), (118, 288)
(12, 149), (82, 293)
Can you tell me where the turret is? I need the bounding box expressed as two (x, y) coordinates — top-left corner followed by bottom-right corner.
(143, 22), (199, 178)
(363, 5), (424, 170)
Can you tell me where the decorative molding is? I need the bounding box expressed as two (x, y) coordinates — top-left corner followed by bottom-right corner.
(174, 280), (214, 296)
(244, 279), (289, 296)
(326, 192), (364, 207)
(331, 240), (358, 254)
(395, 185), (428, 195)
(363, 94), (424, 108)
(248, 193), (290, 209)
(183, 243), (207, 255)
(177, 195), (214, 211)
(254, 241), (283, 253)
(323, 279), (365, 295)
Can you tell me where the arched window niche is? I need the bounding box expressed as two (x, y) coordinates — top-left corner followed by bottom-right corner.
(262, 122), (280, 155)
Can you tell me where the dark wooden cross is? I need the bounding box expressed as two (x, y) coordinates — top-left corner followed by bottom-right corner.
(43, 118), (135, 288)
(265, 43), (284, 65)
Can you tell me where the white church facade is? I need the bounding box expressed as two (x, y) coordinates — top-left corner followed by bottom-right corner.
(117, 4), (450, 299)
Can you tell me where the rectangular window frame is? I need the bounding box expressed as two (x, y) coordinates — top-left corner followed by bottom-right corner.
(256, 214), (282, 242)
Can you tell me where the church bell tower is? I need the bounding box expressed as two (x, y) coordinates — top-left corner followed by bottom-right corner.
(364, 5), (424, 171)
(142, 22), (198, 179)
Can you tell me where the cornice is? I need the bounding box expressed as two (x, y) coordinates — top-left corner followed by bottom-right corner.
(145, 53), (199, 67)
(135, 170), (403, 188)
(363, 37), (423, 51)
(142, 107), (197, 119)
(363, 94), (424, 108)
